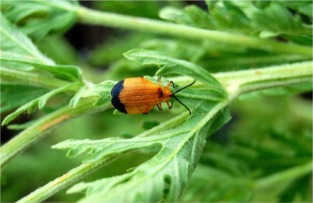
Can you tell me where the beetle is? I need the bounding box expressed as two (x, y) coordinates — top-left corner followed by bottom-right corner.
(111, 77), (196, 115)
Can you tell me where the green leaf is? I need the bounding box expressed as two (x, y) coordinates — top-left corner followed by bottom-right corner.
(52, 49), (232, 202)
(0, 66), (72, 91)
(159, 7), (193, 25)
(53, 50), (229, 202)
(277, 1), (313, 18)
(3, 2), (312, 203)
(160, 4), (249, 31)
(69, 86), (88, 108)
(2, 83), (77, 125)
(0, 13), (54, 65)
(7, 120), (39, 130)
(141, 38), (206, 64)
(123, 49), (226, 99)
(1, 0), (77, 41)
(202, 1), (312, 39)
(0, 14), (82, 83)
(0, 51), (82, 82)
(0, 84), (48, 113)
(53, 99), (230, 202)
(69, 81), (114, 107)
(204, 1), (252, 32)
(184, 5), (214, 29)
(67, 173), (134, 196)
(251, 3), (310, 36)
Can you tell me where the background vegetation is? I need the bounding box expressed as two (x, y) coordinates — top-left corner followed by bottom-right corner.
(1, 1), (312, 202)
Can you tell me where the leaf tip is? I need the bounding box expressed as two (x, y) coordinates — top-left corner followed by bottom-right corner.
(38, 99), (46, 109)
(123, 48), (146, 59)
(2, 115), (14, 126)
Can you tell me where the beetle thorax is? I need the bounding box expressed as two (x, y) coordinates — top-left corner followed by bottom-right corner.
(160, 87), (172, 101)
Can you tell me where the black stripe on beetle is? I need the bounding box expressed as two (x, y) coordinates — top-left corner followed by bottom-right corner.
(111, 80), (127, 113)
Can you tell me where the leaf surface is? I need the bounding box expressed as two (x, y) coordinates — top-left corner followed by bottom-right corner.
(53, 51), (230, 202)
(0, 13), (53, 65)
(0, 84), (48, 113)
(124, 49), (227, 99)
(1, 0), (77, 41)
(2, 83), (77, 125)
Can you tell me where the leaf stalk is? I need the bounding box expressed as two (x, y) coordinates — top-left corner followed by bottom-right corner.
(75, 7), (312, 56)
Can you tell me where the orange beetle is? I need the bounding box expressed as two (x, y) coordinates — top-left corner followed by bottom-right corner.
(111, 77), (196, 115)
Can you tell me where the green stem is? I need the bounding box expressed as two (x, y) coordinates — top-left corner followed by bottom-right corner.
(0, 98), (108, 167)
(74, 6), (312, 56)
(255, 161), (312, 189)
(16, 158), (111, 203)
(214, 61), (312, 99)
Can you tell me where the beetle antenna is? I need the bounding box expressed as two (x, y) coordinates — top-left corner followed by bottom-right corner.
(171, 79), (196, 115)
(172, 79), (196, 95)
(172, 95), (191, 115)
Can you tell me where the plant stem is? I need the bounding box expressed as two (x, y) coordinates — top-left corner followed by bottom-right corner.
(74, 6), (312, 56)
(255, 161), (312, 189)
(214, 60), (312, 99)
(16, 158), (110, 203)
(0, 98), (108, 167)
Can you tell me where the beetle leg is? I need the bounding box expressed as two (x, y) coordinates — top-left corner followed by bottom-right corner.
(143, 106), (151, 114)
(158, 77), (162, 86)
(157, 103), (163, 111)
(166, 101), (173, 109)
(166, 81), (174, 88)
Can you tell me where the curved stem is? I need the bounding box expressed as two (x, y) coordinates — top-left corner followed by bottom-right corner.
(0, 98), (109, 167)
(74, 6), (312, 56)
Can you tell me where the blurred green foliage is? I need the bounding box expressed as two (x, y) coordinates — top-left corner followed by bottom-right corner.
(182, 95), (312, 202)
(1, 0), (312, 202)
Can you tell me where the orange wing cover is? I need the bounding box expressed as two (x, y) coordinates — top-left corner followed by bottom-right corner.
(111, 77), (171, 114)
